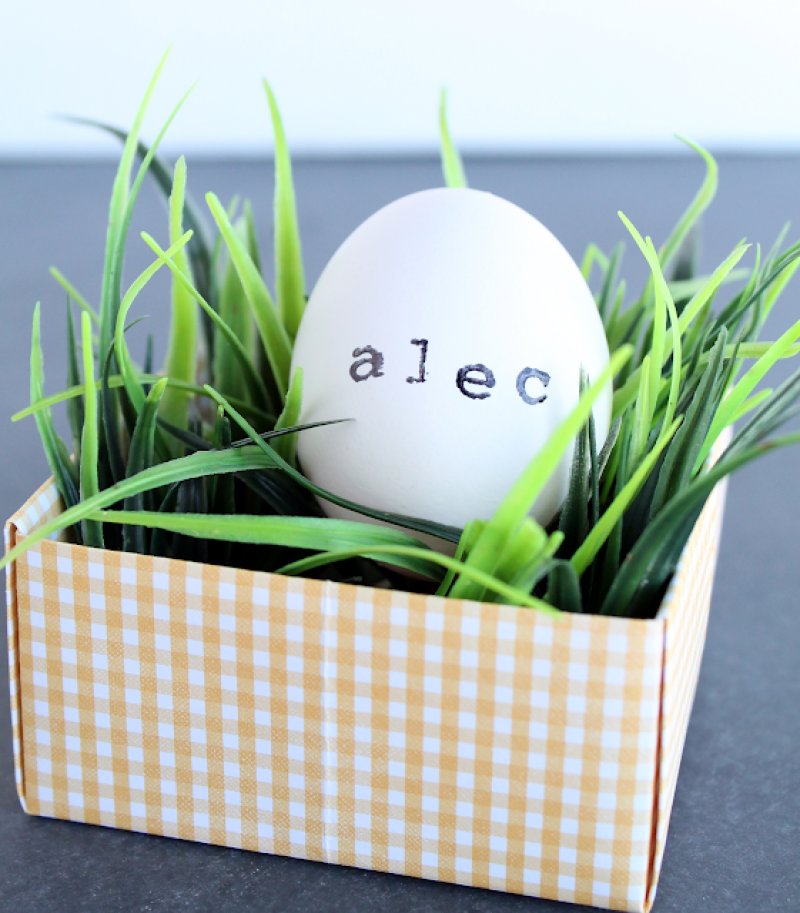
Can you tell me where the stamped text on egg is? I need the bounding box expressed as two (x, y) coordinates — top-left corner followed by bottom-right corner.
(348, 338), (551, 404)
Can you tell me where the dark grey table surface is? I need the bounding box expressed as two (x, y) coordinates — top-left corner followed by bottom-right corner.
(0, 155), (798, 912)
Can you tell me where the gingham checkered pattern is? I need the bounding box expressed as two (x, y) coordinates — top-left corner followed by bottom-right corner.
(649, 473), (728, 908)
(5, 466), (728, 913)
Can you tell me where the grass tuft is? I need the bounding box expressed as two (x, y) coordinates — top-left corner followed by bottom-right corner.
(7, 71), (800, 619)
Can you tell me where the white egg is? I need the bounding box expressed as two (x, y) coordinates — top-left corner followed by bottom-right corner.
(291, 187), (611, 535)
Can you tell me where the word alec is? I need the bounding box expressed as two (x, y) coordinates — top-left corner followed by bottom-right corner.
(348, 338), (551, 404)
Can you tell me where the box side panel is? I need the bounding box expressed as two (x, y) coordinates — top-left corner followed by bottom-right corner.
(5, 517), (27, 809)
(14, 532), (664, 913)
(648, 474), (729, 909)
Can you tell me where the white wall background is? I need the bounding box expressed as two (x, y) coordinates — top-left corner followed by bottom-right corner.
(3, 0), (800, 156)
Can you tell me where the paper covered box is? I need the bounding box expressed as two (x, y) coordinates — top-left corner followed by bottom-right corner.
(5, 470), (727, 913)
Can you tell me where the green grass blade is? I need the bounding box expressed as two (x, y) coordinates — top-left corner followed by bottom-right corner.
(546, 560), (583, 614)
(649, 330), (727, 519)
(65, 301), (84, 460)
(697, 315), (800, 467)
(436, 520), (482, 596)
(449, 346), (633, 602)
(658, 137), (718, 272)
(580, 243), (609, 282)
(273, 368), (303, 465)
(278, 544), (559, 614)
(571, 417), (681, 576)
(214, 216), (256, 403)
(14, 374), (273, 428)
(95, 508), (426, 552)
(140, 230), (275, 414)
(50, 268), (99, 325)
(730, 387), (772, 423)
(558, 375), (591, 554)
(600, 433), (800, 617)
(79, 311), (103, 548)
(243, 200), (262, 273)
(438, 88), (467, 189)
(206, 191), (292, 396)
(97, 49), (171, 366)
(114, 230), (194, 416)
(29, 304), (80, 516)
(100, 342), (126, 485)
(62, 115), (215, 306)
(597, 243), (624, 326)
(263, 80), (307, 340)
(619, 215), (683, 443)
(667, 268), (749, 302)
(161, 156), (197, 436)
(205, 385), (462, 543)
(0, 447), (283, 572)
(121, 377), (168, 553)
(612, 240), (750, 418)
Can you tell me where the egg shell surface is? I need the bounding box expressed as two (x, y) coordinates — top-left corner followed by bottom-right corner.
(291, 187), (611, 532)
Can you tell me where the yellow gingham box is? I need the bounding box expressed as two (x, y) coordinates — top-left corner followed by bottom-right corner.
(5, 468), (727, 913)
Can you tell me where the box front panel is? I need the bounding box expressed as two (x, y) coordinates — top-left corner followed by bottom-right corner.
(13, 522), (664, 913)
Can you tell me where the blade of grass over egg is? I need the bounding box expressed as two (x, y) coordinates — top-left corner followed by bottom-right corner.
(207, 191), (292, 396)
(161, 156), (197, 437)
(0, 447), (284, 572)
(155, 414), (360, 518)
(571, 416), (681, 576)
(205, 386), (463, 543)
(448, 346), (632, 603)
(29, 304), (80, 518)
(438, 88), (467, 189)
(558, 375), (592, 556)
(121, 377), (168, 553)
(263, 80), (306, 340)
(79, 311), (103, 548)
(273, 368), (303, 466)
